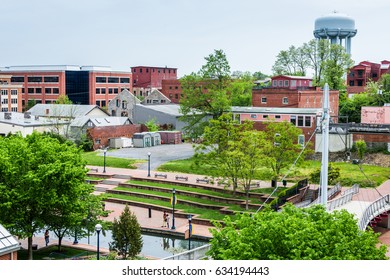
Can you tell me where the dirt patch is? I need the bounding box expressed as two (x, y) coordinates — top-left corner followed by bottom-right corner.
(309, 152), (390, 167)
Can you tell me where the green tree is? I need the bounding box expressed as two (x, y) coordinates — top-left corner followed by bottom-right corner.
(230, 73), (254, 106)
(272, 45), (310, 76)
(302, 39), (330, 85)
(321, 44), (354, 89)
(0, 132), (103, 259)
(180, 49), (232, 137)
(55, 94), (73, 104)
(309, 163), (341, 185)
(194, 113), (254, 194)
(355, 140), (367, 161)
(111, 205), (143, 259)
(261, 121), (308, 182)
(145, 117), (159, 132)
(207, 204), (387, 260)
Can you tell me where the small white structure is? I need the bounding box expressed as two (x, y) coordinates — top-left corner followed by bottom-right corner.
(133, 132), (161, 148)
(109, 137), (133, 149)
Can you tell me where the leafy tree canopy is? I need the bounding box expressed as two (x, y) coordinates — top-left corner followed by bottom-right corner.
(208, 204), (387, 260)
(111, 205), (143, 259)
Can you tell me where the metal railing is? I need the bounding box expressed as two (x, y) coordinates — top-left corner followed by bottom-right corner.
(309, 183), (341, 206)
(359, 194), (390, 231)
(327, 184), (359, 211)
(162, 244), (211, 260)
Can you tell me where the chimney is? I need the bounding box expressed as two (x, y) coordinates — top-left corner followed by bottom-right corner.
(24, 112), (31, 119)
(45, 108), (50, 115)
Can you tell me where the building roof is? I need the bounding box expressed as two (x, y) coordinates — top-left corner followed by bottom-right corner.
(0, 112), (68, 127)
(272, 75), (313, 80)
(131, 66), (177, 70)
(70, 116), (131, 127)
(0, 224), (20, 255)
(0, 65), (130, 73)
(28, 104), (107, 118)
(135, 104), (183, 117)
(231, 106), (321, 115)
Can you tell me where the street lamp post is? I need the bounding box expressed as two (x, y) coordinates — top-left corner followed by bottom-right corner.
(95, 223), (102, 260)
(103, 149), (107, 173)
(188, 215), (192, 250)
(171, 188), (176, 230)
(147, 152), (151, 177)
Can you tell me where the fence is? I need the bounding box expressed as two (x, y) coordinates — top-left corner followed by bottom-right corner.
(327, 184), (359, 211)
(359, 194), (390, 231)
(162, 244), (211, 260)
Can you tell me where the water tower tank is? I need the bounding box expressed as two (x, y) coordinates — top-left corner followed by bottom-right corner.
(313, 12), (357, 54)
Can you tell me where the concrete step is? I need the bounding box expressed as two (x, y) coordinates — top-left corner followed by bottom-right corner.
(101, 180), (121, 186)
(112, 174), (132, 180)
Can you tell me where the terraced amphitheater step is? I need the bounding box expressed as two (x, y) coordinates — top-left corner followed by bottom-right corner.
(112, 174), (132, 180)
(101, 179), (123, 186)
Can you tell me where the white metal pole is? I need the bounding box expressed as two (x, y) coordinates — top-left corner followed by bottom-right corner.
(320, 83), (330, 206)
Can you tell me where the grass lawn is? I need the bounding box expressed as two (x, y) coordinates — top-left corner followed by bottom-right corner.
(158, 156), (390, 187)
(18, 245), (95, 260)
(82, 151), (143, 169)
(106, 192), (245, 221)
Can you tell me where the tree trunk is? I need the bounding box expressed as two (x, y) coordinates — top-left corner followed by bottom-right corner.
(58, 236), (63, 252)
(28, 236), (33, 260)
(245, 189), (249, 211)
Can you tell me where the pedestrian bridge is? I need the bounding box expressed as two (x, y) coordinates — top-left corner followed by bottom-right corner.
(312, 184), (390, 230)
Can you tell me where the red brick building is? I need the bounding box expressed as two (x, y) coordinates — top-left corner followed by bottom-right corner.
(0, 75), (23, 112)
(131, 66), (177, 89)
(1, 65), (132, 108)
(253, 75), (339, 117)
(347, 60), (390, 95)
(161, 79), (182, 103)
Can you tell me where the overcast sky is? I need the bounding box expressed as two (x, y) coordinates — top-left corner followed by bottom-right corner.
(1, 0), (389, 77)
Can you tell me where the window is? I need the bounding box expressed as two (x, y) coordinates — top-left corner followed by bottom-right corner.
(96, 77), (107, 83)
(96, 88), (100, 94)
(2, 99), (8, 104)
(261, 97), (267, 103)
(146, 68), (149, 73)
(27, 76), (42, 83)
(114, 88), (118, 94)
(116, 99), (120, 107)
(28, 88), (34, 93)
(133, 79), (137, 84)
(108, 77), (119, 83)
(175, 94), (178, 99)
(298, 116), (304, 127)
(357, 80), (363, 86)
(1, 90), (8, 95)
(11, 90), (18, 95)
(278, 80), (283, 87)
(44, 76), (59, 83)
(11, 98), (17, 104)
(282, 97), (288, 104)
(11, 107), (17, 112)
(275, 115), (281, 119)
(290, 115), (296, 126)
(53, 88), (59, 94)
(109, 88), (113, 94)
(273, 80), (277, 87)
(101, 100), (106, 107)
(140, 68), (143, 73)
(45, 88), (52, 94)
(305, 116), (311, 127)
(250, 114), (257, 119)
(263, 115), (268, 119)
(284, 80), (289, 87)
(1, 108), (8, 112)
(298, 135), (305, 147)
(175, 86), (179, 89)
(101, 88), (106, 94)
(169, 94), (173, 98)
(96, 101), (100, 106)
(122, 100), (127, 109)
(349, 81), (355, 86)
(120, 78), (130, 83)
(169, 86), (172, 89)
(133, 69), (136, 73)
(35, 88), (42, 94)
(11, 77), (24, 83)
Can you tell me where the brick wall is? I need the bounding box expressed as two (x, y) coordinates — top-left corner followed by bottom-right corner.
(353, 133), (390, 143)
(0, 251), (17, 260)
(88, 124), (146, 150)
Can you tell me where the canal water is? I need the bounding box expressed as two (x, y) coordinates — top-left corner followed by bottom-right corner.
(60, 230), (208, 259)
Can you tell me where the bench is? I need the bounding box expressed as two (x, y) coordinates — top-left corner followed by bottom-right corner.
(175, 175), (188, 181)
(89, 168), (98, 172)
(154, 173), (167, 179)
(196, 178), (209, 184)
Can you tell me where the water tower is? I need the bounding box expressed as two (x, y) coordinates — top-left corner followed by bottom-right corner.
(313, 12), (357, 55)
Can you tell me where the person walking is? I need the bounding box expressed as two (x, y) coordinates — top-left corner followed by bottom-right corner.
(162, 211), (167, 227)
(166, 213), (170, 229)
(44, 230), (50, 246)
